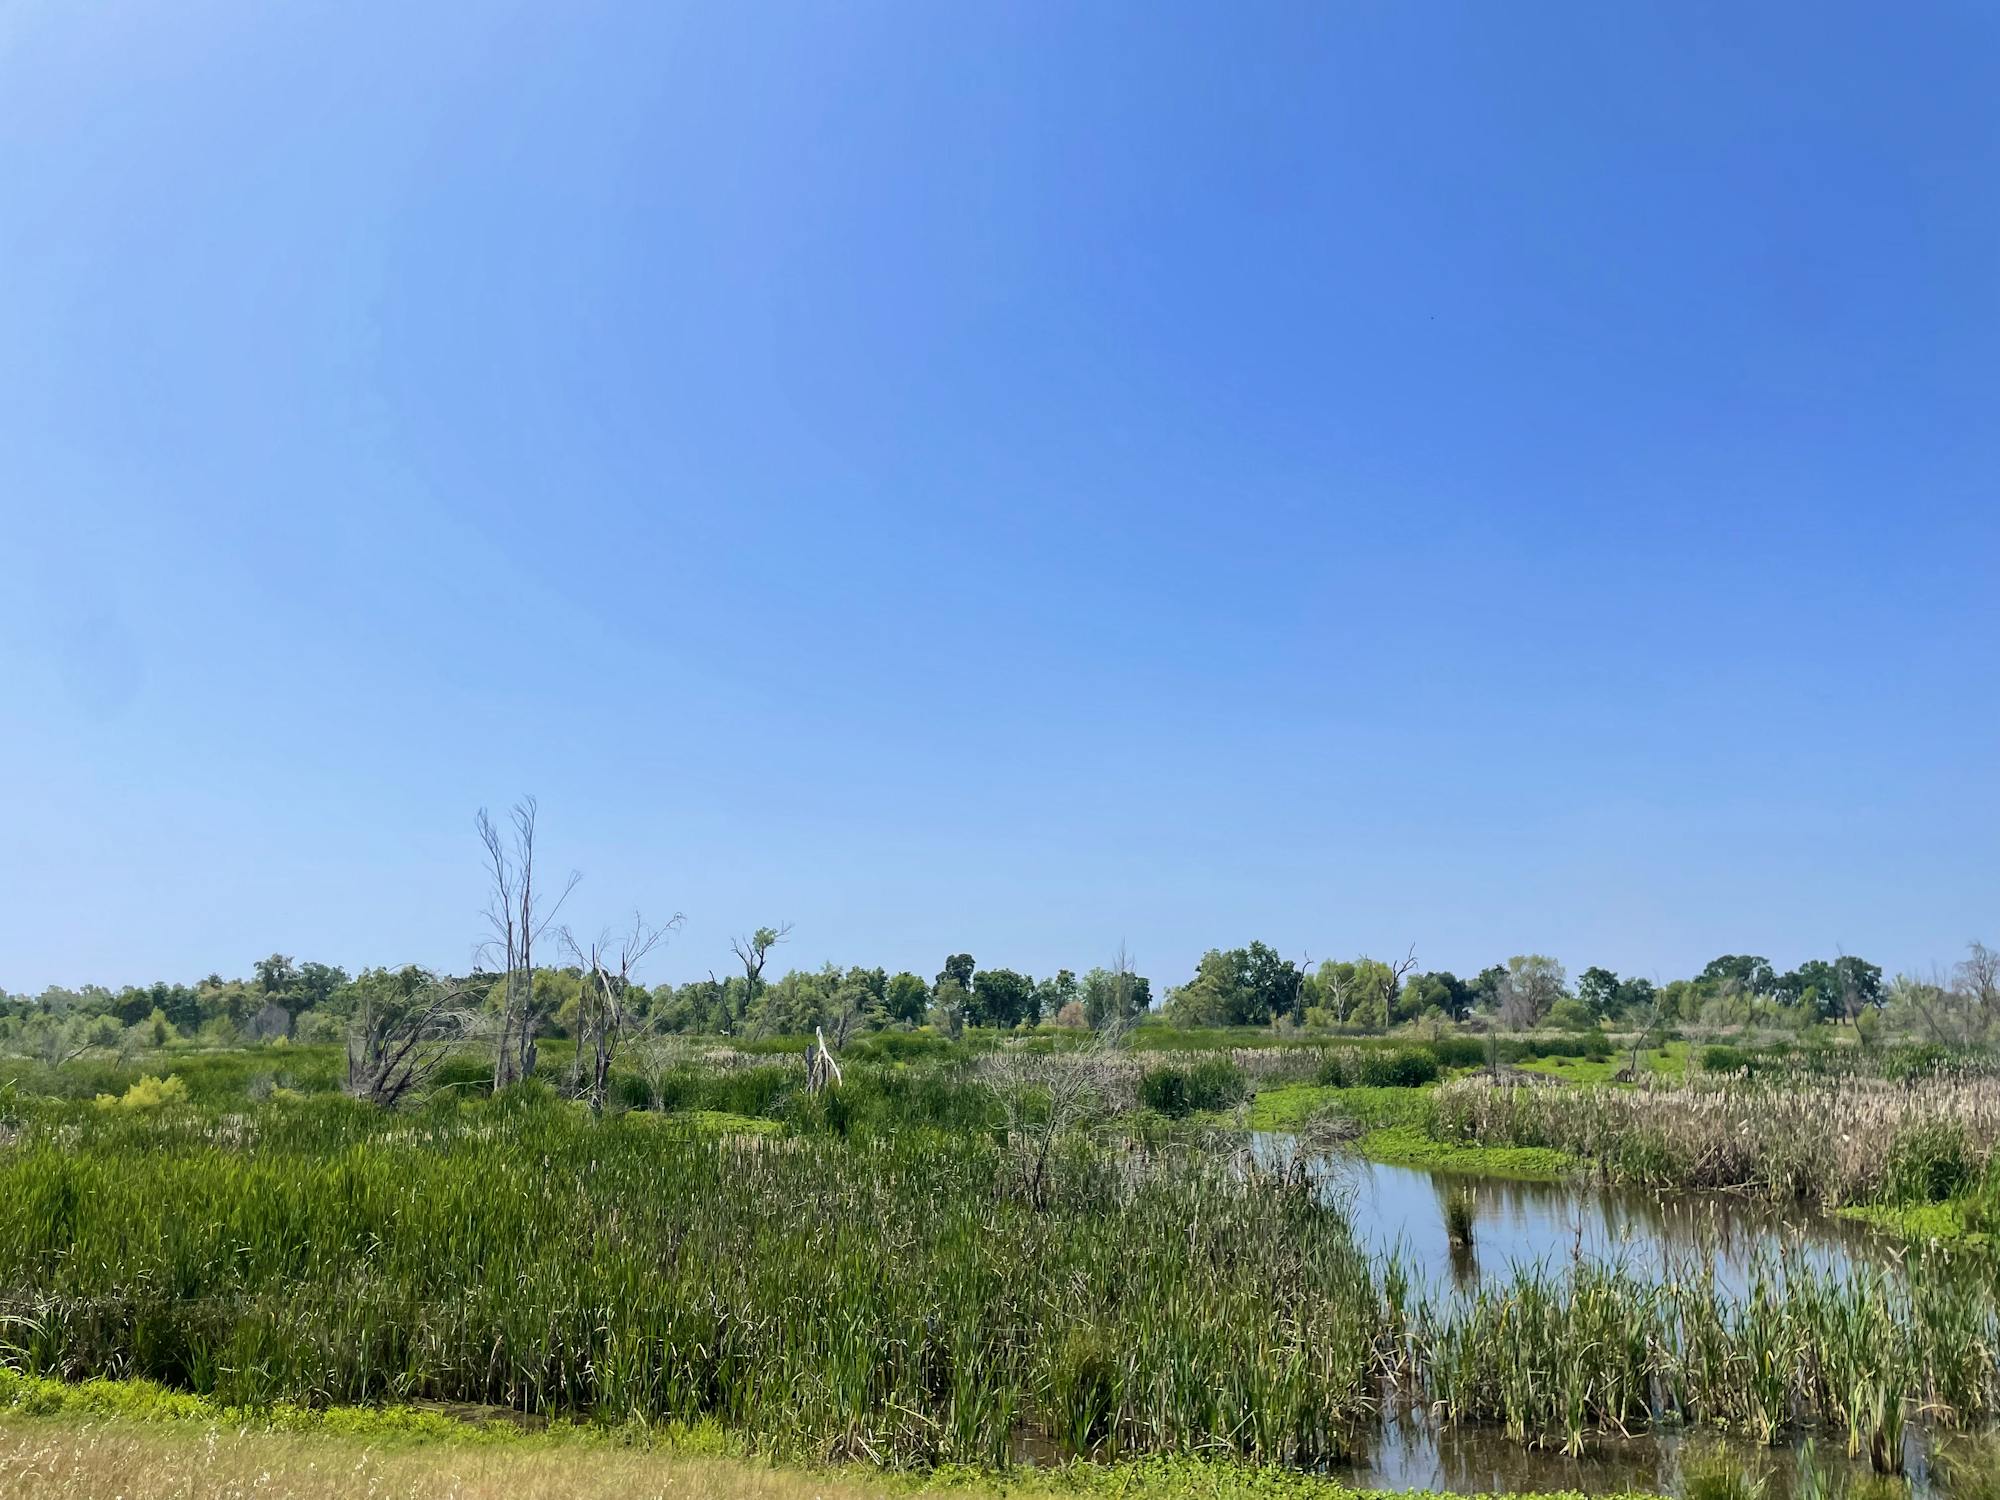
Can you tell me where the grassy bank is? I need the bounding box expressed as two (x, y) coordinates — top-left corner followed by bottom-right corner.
(1351, 1123), (1571, 1181)
(0, 1375), (1657, 1500)
(1240, 1084), (1571, 1179)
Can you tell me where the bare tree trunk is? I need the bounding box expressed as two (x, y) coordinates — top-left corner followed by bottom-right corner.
(563, 912), (677, 1114)
(478, 798), (578, 1093)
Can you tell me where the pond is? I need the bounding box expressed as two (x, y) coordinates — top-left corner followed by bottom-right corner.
(1335, 1150), (1886, 1297)
(1243, 1135), (1982, 1495)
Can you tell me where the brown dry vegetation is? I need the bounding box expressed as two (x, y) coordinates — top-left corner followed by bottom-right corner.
(0, 1420), (951, 1500)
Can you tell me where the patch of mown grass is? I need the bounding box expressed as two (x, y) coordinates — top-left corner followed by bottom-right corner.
(1355, 1124), (1571, 1181)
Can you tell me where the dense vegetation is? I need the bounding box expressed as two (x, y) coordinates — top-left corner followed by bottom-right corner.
(13, 936), (1996, 1065)
(2, 1030), (1999, 1494)
(6, 804), (1998, 1495)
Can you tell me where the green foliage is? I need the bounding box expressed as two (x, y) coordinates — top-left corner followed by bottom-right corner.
(1136, 1058), (1249, 1118)
(1166, 945), (1300, 1028)
(1883, 1122), (1975, 1205)
(1315, 1047), (1440, 1089)
(1700, 1044), (1754, 1075)
(92, 1074), (190, 1111)
(0, 1094), (1379, 1468)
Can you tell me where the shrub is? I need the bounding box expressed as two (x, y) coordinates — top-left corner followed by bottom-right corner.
(1316, 1046), (1440, 1089)
(1137, 1058), (1247, 1118)
(1885, 1122), (1974, 1205)
(1545, 999), (1598, 1033)
(1428, 1037), (1489, 1070)
(1515, 1032), (1613, 1062)
(92, 1074), (189, 1112)
(1701, 1044), (1753, 1075)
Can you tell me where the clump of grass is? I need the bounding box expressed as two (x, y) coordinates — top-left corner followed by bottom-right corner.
(1315, 1047), (1440, 1089)
(1442, 1186), (1475, 1248)
(1136, 1058), (1247, 1118)
(1680, 1443), (1766, 1500)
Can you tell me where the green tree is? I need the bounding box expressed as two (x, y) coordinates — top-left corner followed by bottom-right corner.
(1470, 965), (1507, 1011)
(1577, 966), (1621, 1018)
(1035, 969), (1079, 1021)
(253, 954), (299, 997)
(971, 967), (1038, 1029)
(1613, 975), (1657, 1016)
(1404, 970), (1472, 1022)
(930, 975), (970, 1037)
(1167, 949), (1253, 1026)
(1699, 954), (1777, 998)
(1244, 942), (1304, 1023)
(936, 954), (976, 995)
(883, 972), (929, 1026)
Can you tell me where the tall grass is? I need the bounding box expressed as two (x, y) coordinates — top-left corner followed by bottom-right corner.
(0, 1094), (1381, 1467)
(5, 1090), (2000, 1472)
(1430, 1073), (2000, 1207)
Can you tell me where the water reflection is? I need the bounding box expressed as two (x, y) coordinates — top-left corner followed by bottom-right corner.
(1249, 1133), (1890, 1299)
(1345, 1412), (1973, 1497)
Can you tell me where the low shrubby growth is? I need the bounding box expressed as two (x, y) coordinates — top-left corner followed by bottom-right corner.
(1136, 1058), (1249, 1118)
(1315, 1046), (1440, 1089)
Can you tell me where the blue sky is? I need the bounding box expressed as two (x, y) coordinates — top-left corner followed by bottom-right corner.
(3, 1), (1994, 995)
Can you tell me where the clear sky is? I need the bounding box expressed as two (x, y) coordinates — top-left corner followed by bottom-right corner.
(3, 1), (1995, 996)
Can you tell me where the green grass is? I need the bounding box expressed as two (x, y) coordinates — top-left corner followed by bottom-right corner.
(655, 1108), (784, 1137)
(1514, 1043), (1683, 1086)
(1240, 1084), (1430, 1132)
(0, 1385), (1665, 1500)
(1239, 1084), (1570, 1179)
(1837, 1200), (1987, 1244)
(1354, 1124), (1571, 1180)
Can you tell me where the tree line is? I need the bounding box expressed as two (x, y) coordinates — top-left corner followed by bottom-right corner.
(5, 800), (1993, 1073)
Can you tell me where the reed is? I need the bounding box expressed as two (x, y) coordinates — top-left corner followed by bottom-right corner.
(4, 1067), (2000, 1472)
(1429, 1072), (2000, 1207)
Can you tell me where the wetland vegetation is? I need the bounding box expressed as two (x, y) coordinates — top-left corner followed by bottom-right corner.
(7, 829), (1999, 1497)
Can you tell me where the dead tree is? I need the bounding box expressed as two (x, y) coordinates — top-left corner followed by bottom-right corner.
(476, 797), (578, 1091)
(804, 1024), (843, 1093)
(563, 911), (680, 1113)
(1619, 982), (1670, 1083)
(1386, 945), (1420, 1014)
(346, 968), (469, 1108)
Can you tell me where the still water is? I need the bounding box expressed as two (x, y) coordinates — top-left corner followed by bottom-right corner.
(1241, 1138), (1977, 1495)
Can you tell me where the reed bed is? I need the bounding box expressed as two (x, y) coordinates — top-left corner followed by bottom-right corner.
(0, 1095), (1382, 1467)
(3, 1087), (1999, 1472)
(1430, 1072), (2000, 1207)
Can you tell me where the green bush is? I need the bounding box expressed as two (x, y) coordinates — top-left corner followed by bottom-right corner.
(1701, 1044), (1753, 1075)
(1137, 1058), (1247, 1118)
(1885, 1122), (1975, 1205)
(1427, 1037), (1489, 1069)
(1315, 1046), (1440, 1089)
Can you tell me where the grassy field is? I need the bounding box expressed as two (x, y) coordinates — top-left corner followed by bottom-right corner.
(0, 1376), (1660, 1500)
(6, 1030), (2000, 1490)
